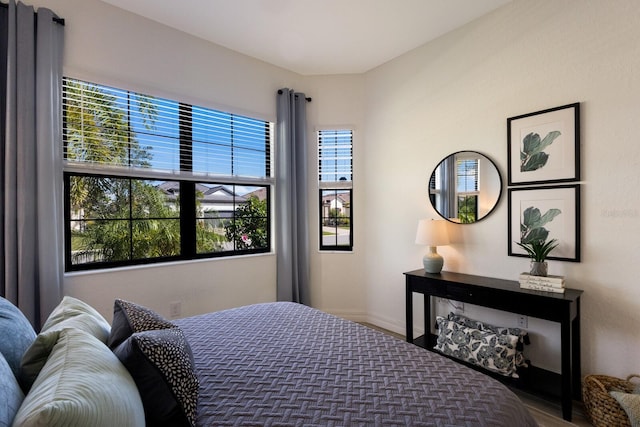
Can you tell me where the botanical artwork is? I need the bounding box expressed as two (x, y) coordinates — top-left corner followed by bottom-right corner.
(520, 130), (561, 172)
(508, 185), (580, 262)
(507, 103), (579, 185)
(519, 206), (561, 244)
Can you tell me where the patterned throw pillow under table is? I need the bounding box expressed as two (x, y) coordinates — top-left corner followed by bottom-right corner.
(435, 316), (520, 378)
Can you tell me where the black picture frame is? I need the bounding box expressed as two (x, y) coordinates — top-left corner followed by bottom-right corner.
(507, 103), (580, 186)
(508, 184), (580, 262)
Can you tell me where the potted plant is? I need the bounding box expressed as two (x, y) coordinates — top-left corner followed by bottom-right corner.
(516, 238), (558, 276)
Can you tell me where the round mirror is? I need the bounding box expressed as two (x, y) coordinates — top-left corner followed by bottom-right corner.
(429, 151), (502, 224)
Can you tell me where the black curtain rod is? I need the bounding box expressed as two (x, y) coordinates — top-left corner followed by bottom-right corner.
(277, 89), (312, 102)
(0, 2), (65, 25)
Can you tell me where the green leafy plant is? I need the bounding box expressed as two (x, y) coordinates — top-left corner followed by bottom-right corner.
(516, 238), (558, 262)
(520, 206), (561, 243)
(520, 131), (561, 172)
(516, 205), (561, 262)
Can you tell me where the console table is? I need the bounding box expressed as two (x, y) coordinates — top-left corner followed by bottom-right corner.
(404, 269), (583, 421)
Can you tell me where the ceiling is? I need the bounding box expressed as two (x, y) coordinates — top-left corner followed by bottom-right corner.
(100, 0), (511, 75)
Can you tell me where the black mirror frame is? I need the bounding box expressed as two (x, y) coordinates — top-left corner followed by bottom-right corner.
(429, 150), (503, 224)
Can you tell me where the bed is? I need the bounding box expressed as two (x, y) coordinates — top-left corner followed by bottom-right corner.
(175, 302), (536, 426)
(1, 297), (537, 426)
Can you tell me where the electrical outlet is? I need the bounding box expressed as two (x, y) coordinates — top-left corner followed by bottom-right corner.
(517, 315), (528, 328)
(457, 302), (464, 313)
(169, 301), (182, 319)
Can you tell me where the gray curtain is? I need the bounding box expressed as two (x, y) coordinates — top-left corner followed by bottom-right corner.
(275, 89), (310, 305)
(2, 0), (64, 328)
(439, 155), (456, 219)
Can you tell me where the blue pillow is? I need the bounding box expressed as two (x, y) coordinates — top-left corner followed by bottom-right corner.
(0, 296), (36, 378)
(0, 352), (24, 427)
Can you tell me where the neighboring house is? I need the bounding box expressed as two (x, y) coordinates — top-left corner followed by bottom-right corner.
(157, 181), (247, 219)
(244, 187), (268, 202)
(321, 192), (351, 220)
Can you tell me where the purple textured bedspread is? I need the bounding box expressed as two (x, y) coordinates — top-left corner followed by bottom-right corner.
(175, 302), (537, 426)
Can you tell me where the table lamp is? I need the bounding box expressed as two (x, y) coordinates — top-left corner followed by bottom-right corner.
(415, 219), (450, 273)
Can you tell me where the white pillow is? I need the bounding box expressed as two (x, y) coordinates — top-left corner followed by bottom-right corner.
(13, 329), (144, 427)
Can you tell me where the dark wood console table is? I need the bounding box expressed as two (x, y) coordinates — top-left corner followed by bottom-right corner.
(404, 269), (583, 421)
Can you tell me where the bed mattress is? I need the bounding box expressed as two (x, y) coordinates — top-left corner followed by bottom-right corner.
(176, 302), (537, 426)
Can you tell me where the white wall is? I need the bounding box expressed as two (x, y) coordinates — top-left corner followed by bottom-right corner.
(362, 0), (640, 377)
(302, 74), (367, 321)
(28, 0), (640, 378)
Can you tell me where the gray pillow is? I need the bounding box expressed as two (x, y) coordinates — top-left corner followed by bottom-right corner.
(107, 299), (175, 350)
(113, 328), (199, 427)
(0, 296), (36, 378)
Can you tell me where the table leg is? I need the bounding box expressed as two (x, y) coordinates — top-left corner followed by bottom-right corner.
(572, 298), (582, 400)
(424, 293), (431, 348)
(406, 282), (413, 342)
(561, 317), (572, 421)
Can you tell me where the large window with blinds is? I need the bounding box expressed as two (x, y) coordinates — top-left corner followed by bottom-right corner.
(318, 129), (353, 251)
(63, 78), (272, 271)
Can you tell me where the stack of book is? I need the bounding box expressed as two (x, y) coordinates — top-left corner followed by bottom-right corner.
(519, 273), (565, 293)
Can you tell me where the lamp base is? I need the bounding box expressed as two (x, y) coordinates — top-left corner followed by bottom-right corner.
(423, 247), (444, 273)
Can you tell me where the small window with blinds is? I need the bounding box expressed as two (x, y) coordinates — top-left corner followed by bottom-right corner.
(62, 78), (271, 271)
(318, 129), (353, 251)
(456, 157), (479, 223)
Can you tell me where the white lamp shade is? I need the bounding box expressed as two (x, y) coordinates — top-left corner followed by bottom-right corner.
(415, 219), (450, 246)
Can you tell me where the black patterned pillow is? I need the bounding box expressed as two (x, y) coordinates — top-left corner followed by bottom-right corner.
(113, 327), (199, 427)
(107, 299), (175, 349)
(435, 316), (520, 378)
(447, 312), (530, 368)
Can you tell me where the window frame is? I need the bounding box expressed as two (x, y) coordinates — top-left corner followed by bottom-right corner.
(317, 129), (353, 251)
(62, 78), (272, 271)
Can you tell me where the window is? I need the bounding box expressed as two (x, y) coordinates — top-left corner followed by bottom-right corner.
(318, 129), (353, 250)
(429, 154), (479, 223)
(63, 78), (271, 270)
(455, 157), (479, 223)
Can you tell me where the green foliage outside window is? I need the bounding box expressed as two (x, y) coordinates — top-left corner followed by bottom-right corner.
(224, 196), (268, 250)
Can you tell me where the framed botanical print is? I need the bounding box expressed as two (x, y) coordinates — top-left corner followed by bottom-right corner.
(508, 184), (580, 262)
(507, 103), (580, 186)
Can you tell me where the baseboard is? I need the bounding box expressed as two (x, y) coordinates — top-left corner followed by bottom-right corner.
(361, 313), (407, 337)
(322, 308), (368, 323)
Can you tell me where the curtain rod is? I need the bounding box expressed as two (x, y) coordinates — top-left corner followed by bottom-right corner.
(0, 2), (65, 25)
(278, 89), (312, 103)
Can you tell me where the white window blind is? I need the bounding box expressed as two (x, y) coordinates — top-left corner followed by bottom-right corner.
(318, 129), (353, 185)
(63, 77), (272, 182)
(456, 158), (479, 193)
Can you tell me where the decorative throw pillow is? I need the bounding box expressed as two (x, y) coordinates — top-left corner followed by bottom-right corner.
(19, 296), (112, 392)
(108, 299), (175, 349)
(0, 296), (36, 378)
(610, 391), (640, 427)
(435, 316), (520, 378)
(12, 329), (145, 427)
(0, 352), (24, 427)
(113, 327), (199, 427)
(448, 312), (530, 368)
(41, 296), (111, 343)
